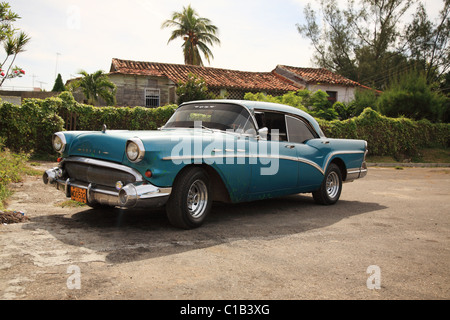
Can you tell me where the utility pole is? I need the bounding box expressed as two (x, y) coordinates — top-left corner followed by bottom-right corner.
(32, 74), (37, 89)
(37, 81), (47, 91)
(55, 53), (61, 79)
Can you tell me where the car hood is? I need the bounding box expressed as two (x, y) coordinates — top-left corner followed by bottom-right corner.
(63, 128), (240, 163)
(65, 130), (136, 163)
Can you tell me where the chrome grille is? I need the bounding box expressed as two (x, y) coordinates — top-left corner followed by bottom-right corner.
(64, 161), (137, 188)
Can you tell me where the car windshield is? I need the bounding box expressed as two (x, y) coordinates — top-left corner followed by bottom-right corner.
(164, 103), (256, 134)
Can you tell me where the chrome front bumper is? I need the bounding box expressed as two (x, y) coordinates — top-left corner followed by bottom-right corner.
(43, 165), (171, 208)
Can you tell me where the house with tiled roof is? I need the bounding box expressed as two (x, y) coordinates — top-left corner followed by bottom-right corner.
(76, 58), (366, 107)
(273, 65), (362, 104)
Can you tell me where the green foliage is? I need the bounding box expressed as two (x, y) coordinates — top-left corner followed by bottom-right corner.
(52, 73), (66, 92)
(71, 70), (117, 106)
(376, 71), (448, 122)
(297, 0), (450, 90)
(332, 101), (356, 120)
(320, 108), (450, 159)
(244, 89), (338, 120)
(352, 88), (378, 115)
(161, 4), (220, 66)
(0, 92), (177, 154)
(176, 73), (213, 104)
(0, 99), (64, 154)
(56, 92), (177, 131)
(0, 3), (30, 87)
(0, 142), (32, 209)
(1, 92), (448, 161)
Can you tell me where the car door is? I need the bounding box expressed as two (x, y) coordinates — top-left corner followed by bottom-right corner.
(249, 111), (299, 194)
(285, 115), (324, 189)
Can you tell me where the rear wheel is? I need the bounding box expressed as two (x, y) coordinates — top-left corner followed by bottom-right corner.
(313, 163), (342, 205)
(166, 167), (212, 229)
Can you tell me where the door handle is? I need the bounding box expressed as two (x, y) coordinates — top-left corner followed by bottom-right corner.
(285, 145), (295, 149)
(322, 140), (330, 144)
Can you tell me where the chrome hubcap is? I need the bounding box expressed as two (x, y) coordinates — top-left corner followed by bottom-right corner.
(187, 180), (208, 218)
(326, 171), (340, 199)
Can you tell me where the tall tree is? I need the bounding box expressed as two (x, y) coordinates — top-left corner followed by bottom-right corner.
(52, 73), (66, 92)
(297, 0), (415, 90)
(72, 70), (117, 106)
(161, 5), (220, 66)
(0, 2), (30, 86)
(403, 0), (450, 84)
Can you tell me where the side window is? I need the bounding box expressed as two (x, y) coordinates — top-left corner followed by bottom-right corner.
(286, 116), (316, 143)
(255, 111), (288, 141)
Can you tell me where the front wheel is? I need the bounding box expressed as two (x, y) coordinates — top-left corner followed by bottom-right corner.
(312, 163), (342, 205)
(166, 167), (212, 229)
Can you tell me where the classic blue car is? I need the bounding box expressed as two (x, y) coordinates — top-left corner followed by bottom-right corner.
(43, 100), (367, 229)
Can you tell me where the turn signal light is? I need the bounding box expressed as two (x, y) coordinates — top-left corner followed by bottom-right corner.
(145, 170), (152, 178)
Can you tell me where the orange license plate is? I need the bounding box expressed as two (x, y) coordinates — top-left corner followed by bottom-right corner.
(71, 186), (87, 204)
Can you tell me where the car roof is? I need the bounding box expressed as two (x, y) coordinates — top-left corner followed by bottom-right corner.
(181, 99), (325, 137)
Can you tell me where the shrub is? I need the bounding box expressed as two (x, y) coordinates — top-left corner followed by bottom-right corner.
(1, 92), (448, 160)
(0, 142), (31, 210)
(352, 88), (378, 116)
(244, 89), (338, 120)
(176, 73), (215, 105)
(0, 99), (64, 154)
(320, 108), (450, 159)
(0, 92), (177, 154)
(376, 71), (448, 122)
(332, 101), (356, 120)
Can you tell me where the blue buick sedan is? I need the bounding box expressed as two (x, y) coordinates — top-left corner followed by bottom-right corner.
(43, 100), (367, 229)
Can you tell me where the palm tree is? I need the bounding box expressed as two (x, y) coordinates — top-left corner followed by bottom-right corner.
(73, 70), (117, 106)
(162, 5), (220, 66)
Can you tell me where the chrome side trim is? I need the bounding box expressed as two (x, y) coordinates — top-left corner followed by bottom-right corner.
(163, 154), (325, 175)
(163, 150), (366, 177)
(63, 157), (144, 182)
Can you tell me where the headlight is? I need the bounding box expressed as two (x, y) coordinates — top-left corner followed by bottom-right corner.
(52, 133), (66, 153)
(126, 138), (145, 163)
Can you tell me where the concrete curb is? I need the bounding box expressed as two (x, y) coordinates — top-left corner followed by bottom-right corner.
(367, 163), (450, 168)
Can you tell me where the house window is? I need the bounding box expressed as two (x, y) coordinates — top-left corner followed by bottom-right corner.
(145, 88), (160, 108)
(326, 91), (337, 104)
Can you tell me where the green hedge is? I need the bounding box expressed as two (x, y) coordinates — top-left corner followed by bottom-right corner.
(0, 92), (449, 158)
(0, 99), (64, 154)
(55, 92), (177, 131)
(319, 108), (450, 158)
(0, 92), (177, 154)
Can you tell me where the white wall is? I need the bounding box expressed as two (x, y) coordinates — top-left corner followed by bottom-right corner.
(305, 84), (356, 103)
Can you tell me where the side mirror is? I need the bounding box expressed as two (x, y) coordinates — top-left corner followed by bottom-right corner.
(257, 127), (268, 140)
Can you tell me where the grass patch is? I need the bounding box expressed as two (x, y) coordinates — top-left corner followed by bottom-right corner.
(367, 148), (450, 163)
(0, 145), (42, 210)
(413, 148), (450, 163)
(366, 155), (398, 163)
(55, 200), (87, 208)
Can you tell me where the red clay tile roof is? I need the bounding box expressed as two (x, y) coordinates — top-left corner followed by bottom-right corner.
(277, 65), (360, 86)
(111, 58), (301, 92)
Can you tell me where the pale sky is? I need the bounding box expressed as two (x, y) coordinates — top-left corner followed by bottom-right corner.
(3, 0), (445, 91)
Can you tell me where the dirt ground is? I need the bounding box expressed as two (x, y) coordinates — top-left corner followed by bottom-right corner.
(0, 163), (449, 301)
